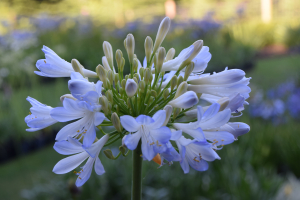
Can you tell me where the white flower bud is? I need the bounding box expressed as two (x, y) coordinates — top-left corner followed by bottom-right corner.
(103, 41), (114, 70)
(111, 112), (123, 133)
(168, 91), (199, 109)
(163, 105), (173, 126)
(145, 36), (153, 64)
(185, 40), (203, 63)
(96, 64), (107, 82)
(165, 48), (175, 61)
(125, 34), (135, 65)
(174, 81), (188, 99)
(71, 59), (84, 76)
(102, 56), (111, 71)
(153, 17), (171, 54)
(125, 79), (138, 97)
(156, 47), (166, 73)
(184, 62), (195, 81)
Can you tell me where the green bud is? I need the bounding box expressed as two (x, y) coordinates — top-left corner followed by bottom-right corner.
(133, 77), (138, 84)
(170, 75), (177, 91)
(103, 41), (114, 70)
(106, 80), (111, 89)
(133, 58), (139, 73)
(99, 96), (109, 114)
(119, 146), (127, 156)
(120, 57), (125, 72)
(115, 49), (123, 71)
(121, 79), (126, 89)
(173, 108), (181, 119)
(186, 40), (203, 63)
(107, 70), (114, 84)
(197, 93), (202, 99)
(125, 75), (129, 81)
(177, 76), (184, 87)
(139, 67), (144, 79)
(174, 81), (188, 99)
(114, 73), (119, 83)
(125, 34), (135, 65)
(163, 89), (169, 100)
(145, 36), (153, 64)
(111, 112), (123, 133)
(96, 64), (107, 82)
(71, 59), (84, 76)
(104, 149), (116, 160)
(148, 96), (154, 104)
(184, 62), (195, 81)
(144, 68), (151, 84)
(217, 97), (230, 111)
(134, 73), (139, 81)
(165, 48), (175, 61)
(119, 88), (124, 96)
(156, 47), (166, 74)
(153, 17), (171, 54)
(150, 90), (157, 98)
(105, 90), (113, 103)
(139, 80), (145, 92)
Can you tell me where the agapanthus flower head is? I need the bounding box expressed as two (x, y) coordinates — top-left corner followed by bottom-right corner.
(25, 16), (251, 186)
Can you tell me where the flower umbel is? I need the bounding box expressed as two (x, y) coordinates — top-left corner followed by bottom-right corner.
(25, 16), (251, 187)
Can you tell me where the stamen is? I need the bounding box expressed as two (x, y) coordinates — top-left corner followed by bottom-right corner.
(44, 60), (46, 63)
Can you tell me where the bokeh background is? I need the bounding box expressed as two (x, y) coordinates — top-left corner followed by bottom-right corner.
(0, 0), (299, 199)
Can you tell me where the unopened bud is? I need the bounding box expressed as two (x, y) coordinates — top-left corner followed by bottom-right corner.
(102, 56), (111, 71)
(165, 48), (175, 61)
(139, 67), (144, 79)
(107, 70), (114, 84)
(145, 36), (153, 64)
(163, 105), (173, 126)
(133, 77), (138, 84)
(217, 97), (230, 111)
(99, 96), (109, 114)
(116, 49), (123, 70)
(121, 79), (126, 89)
(133, 58), (139, 73)
(148, 96), (154, 104)
(153, 17), (171, 54)
(71, 59), (84, 76)
(104, 149), (116, 160)
(125, 79), (138, 97)
(114, 73), (119, 83)
(144, 68), (151, 84)
(105, 90), (113, 103)
(119, 146), (127, 156)
(111, 112), (123, 133)
(170, 75), (177, 91)
(173, 108), (181, 119)
(139, 80), (145, 92)
(150, 90), (157, 98)
(103, 41), (114, 70)
(174, 81), (188, 99)
(156, 47), (166, 73)
(96, 64), (107, 82)
(177, 76), (184, 87)
(163, 89), (170, 100)
(120, 57), (125, 72)
(184, 62), (195, 81)
(186, 40), (203, 63)
(134, 73), (139, 81)
(197, 93), (202, 99)
(125, 34), (135, 64)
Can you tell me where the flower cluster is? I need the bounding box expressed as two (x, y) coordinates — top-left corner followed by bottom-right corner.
(25, 17), (251, 186)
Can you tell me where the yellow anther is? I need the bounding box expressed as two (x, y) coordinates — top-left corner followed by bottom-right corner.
(213, 139), (216, 141)
(193, 157), (200, 162)
(150, 142), (155, 145)
(78, 177), (81, 179)
(238, 124), (240, 128)
(221, 139), (224, 141)
(73, 171), (77, 174)
(77, 130), (80, 132)
(29, 112), (31, 115)
(44, 60), (46, 63)
(221, 144), (224, 147)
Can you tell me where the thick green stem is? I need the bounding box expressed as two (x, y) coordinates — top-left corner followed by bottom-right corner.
(131, 141), (143, 200)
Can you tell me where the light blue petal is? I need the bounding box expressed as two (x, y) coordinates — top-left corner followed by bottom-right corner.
(188, 159), (209, 172)
(75, 157), (94, 187)
(53, 151), (89, 174)
(55, 118), (87, 141)
(202, 103), (220, 121)
(82, 125), (96, 149)
(200, 108), (231, 130)
(50, 107), (83, 122)
(93, 112), (105, 126)
(141, 137), (156, 161)
(136, 115), (154, 125)
(54, 140), (84, 155)
(95, 157), (105, 175)
(150, 127), (171, 144)
(151, 110), (166, 129)
(170, 130), (182, 140)
(124, 131), (141, 150)
(82, 91), (99, 104)
(203, 131), (235, 145)
(120, 115), (140, 132)
(95, 81), (103, 96)
(180, 157), (190, 174)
